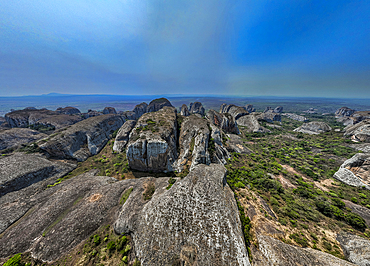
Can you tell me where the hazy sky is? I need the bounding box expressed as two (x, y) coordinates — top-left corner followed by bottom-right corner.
(0, 0), (369, 97)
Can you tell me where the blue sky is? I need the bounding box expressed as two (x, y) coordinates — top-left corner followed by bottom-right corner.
(0, 0), (369, 97)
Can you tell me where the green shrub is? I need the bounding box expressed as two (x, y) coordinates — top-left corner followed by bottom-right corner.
(345, 213), (367, 230)
(120, 188), (133, 205)
(332, 198), (345, 209)
(4, 253), (23, 266)
(93, 234), (101, 245)
(116, 236), (128, 251)
(107, 241), (116, 251)
(289, 233), (308, 247)
(351, 197), (358, 203)
(234, 181), (245, 188)
(133, 258), (141, 266)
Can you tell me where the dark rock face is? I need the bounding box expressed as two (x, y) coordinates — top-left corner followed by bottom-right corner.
(56, 107), (81, 115)
(40, 115), (124, 161)
(114, 164), (251, 266)
(176, 115), (210, 172)
(273, 106), (283, 113)
(0, 153), (75, 198)
(293, 121), (332, 135)
(132, 102), (148, 119)
(180, 104), (190, 116)
(257, 112), (282, 123)
(103, 107), (117, 114)
(237, 115), (270, 133)
(336, 107), (356, 117)
(206, 109), (240, 134)
(0, 171), (133, 262)
(337, 232), (370, 266)
(345, 120), (370, 142)
(0, 128), (47, 151)
(189, 102), (205, 116)
(113, 120), (136, 153)
(333, 153), (370, 189)
(245, 104), (256, 113)
(126, 107), (177, 172)
(251, 234), (355, 266)
(220, 104), (249, 120)
(147, 98), (173, 113)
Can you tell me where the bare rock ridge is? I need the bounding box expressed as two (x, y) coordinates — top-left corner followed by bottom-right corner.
(103, 107), (117, 114)
(237, 114), (271, 133)
(180, 104), (190, 116)
(189, 101), (205, 116)
(220, 104), (249, 120)
(0, 128), (47, 151)
(345, 120), (370, 143)
(176, 115), (211, 172)
(56, 106), (81, 115)
(333, 153), (370, 189)
(336, 107), (356, 117)
(114, 164), (251, 266)
(147, 97), (173, 113)
(40, 114), (124, 161)
(257, 112), (282, 123)
(113, 120), (137, 153)
(293, 121), (332, 135)
(245, 104), (256, 113)
(132, 102), (148, 119)
(126, 106), (178, 172)
(206, 109), (240, 134)
(282, 113), (308, 122)
(337, 232), (370, 266)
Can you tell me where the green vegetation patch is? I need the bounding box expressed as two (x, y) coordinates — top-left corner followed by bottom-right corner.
(120, 188), (133, 205)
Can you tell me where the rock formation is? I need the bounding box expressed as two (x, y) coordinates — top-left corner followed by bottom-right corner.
(180, 104), (190, 116)
(282, 113), (308, 122)
(82, 109), (102, 118)
(225, 134), (252, 154)
(103, 107), (117, 114)
(344, 200), (370, 227)
(0, 128), (47, 151)
(345, 120), (370, 142)
(237, 115), (271, 133)
(112, 120), (136, 153)
(206, 109), (240, 134)
(336, 107), (356, 117)
(189, 102), (205, 116)
(114, 164), (251, 266)
(245, 104), (255, 113)
(176, 115), (210, 172)
(257, 112), (282, 123)
(333, 153), (370, 189)
(263, 107), (273, 113)
(220, 104), (249, 120)
(40, 115), (124, 161)
(273, 106), (283, 113)
(56, 107), (81, 115)
(337, 232), (370, 266)
(132, 102), (148, 119)
(208, 124), (230, 164)
(147, 98), (173, 113)
(293, 121), (332, 135)
(126, 107), (177, 172)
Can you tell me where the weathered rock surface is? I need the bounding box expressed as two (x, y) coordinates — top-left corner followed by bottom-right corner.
(126, 107), (177, 172)
(220, 104), (249, 120)
(0, 153), (75, 198)
(33, 114), (83, 129)
(206, 109), (240, 134)
(274, 106), (283, 113)
(345, 120), (370, 142)
(337, 232), (370, 266)
(245, 104), (256, 113)
(333, 153), (370, 189)
(56, 107), (81, 115)
(82, 109), (102, 118)
(251, 234), (355, 266)
(0, 128), (47, 151)
(282, 113), (308, 122)
(209, 124), (230, 165)
(237, 115), (271, 133)
(225, 134), (252, 154)
(112, 120), (136, 153)
(336, 107), (356, 117)
(293, 121), (332, 135)
(0, 171), (135, 262)
(257, 112), (282, 123)
(147, 98), (173, 113)
(303, 108), (317, 114)
(119, 110), (137, 120)
(40, 115), (124, 161)
(103, 107), (117, 114)
(351, 111), (370, 125)
(264, 107), (273, 113)
(132, 102), (148, 119)
(114, 164), (251, 266)
(189, 102), (205, 116)
(180, 104), (190, 116)
(176, 115), (210, 172)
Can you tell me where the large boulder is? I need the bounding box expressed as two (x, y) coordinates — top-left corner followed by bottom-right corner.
(350, 111), (370, 125)
(251, 234), (355, 266)
(237, 115), (271, 133)
(257, 112), (281, 123)
(147, 98), (173, 113)
(333, 153), (370, 189)
(220, 104), (249, 120)
(180, 104), (190, 116)
(132, 102), (148, 119)
(0, 128), (47, 151)
(112, 120), (136, 153)
(126, 107), (177, 172)
(189, 102), (205, 116)
(345, 120), (370, 142)
(40, 115), (124, 161)
(103, 107), (117, 114)
(114, 164), (251, 266)
(336, 107), (356, 117)
(245, 104), (255, 113)
(0, 153), (75, 198)
(273, 106), (283, 113)
(282, 113), (308, 122)
(5, 108), (56, 128)
(206, 109), (240, 134)
(337, 232), (370, 266)
(56, 107), (81, 115)
(293, 121), (332, 135)
(176, 115), (210, 172)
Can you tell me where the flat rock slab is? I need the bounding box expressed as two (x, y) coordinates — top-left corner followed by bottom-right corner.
(337, 232), (370, 266)
(0, 128), (47, 151)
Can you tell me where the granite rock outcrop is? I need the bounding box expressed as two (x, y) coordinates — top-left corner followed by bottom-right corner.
(112, 120), (136, 153)
(293, 121), (332, 135)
